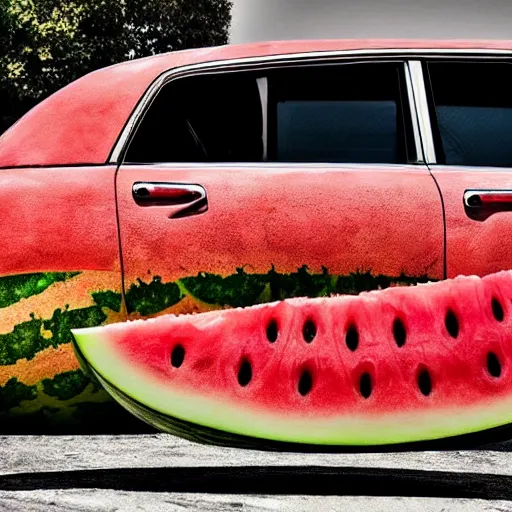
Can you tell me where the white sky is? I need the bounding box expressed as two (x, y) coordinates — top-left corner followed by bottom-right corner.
(230, 0), (512, 44)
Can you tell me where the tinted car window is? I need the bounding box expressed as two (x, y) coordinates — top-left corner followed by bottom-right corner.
(125, 62), (413, 164)
(267, 63), (412, 164)
(276, 100), (398, 163)
(125, 74), (264, 163)
(427, 61), (512, 167)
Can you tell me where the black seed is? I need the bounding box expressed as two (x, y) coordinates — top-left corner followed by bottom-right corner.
(492, 297), (505, 322)
(445, 309), (459, 339)
(266, 319), (279, 343)
(393, 318), (407, 348)
(359, 373), (372, 399)
(303, 319), (317, 343)
(171, 344), (185, 368)
(487, 352), (502, 378)
(238, 359), (252, 387)
(298, 370), (313, 396)
(346, 324), (359, 352)
(418, 368), (432, 396)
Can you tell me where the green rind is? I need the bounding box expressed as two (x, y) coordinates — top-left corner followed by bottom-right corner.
(123, 268), (433, 315)
(72, 328), (512, 447)
(92, 291), (122, 313)
(178, 267), (434, 310)
(179, 268), (269, 308)
(42, 370), (91, 401)
(0, 306), (107, 366)
(125, 277), (183, 316)
(0, 272), (80, 309)
(96, 370), (512, 451)
(0, 378), (37, 411)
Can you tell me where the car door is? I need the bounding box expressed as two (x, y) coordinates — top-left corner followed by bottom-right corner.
(0, 165), (124, 431)
(417, 59), (512, 278)
(115, 56), (445, 321)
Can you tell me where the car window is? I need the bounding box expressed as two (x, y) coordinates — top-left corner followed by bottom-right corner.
(124, 61), (414, 165)
(267, 63), (412, 164)
(124, 73), (264, 163)
(426, 61), (512, 167)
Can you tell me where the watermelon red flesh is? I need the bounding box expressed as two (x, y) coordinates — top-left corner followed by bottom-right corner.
(72, 271), (512, 446)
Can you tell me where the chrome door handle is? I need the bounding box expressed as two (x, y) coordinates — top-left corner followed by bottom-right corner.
(132, 182), (208, 219)
(464, 189), (512, 221)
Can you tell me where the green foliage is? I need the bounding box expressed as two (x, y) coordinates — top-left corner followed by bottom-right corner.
(0, 0), (233, 131)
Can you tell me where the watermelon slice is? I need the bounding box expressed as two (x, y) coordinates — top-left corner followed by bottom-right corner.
(72, 271), (512, 448)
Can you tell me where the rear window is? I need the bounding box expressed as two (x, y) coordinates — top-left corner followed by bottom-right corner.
(427, 61), (512, 167)
(267, 63), (410, 164)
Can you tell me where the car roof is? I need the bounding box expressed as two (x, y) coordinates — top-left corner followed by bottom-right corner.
(1, 38), (512, 168)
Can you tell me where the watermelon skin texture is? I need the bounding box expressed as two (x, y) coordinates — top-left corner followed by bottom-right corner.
(74, 271), (512, 447)
(0, 270), (150, 433)
(0, 267), (432, 432)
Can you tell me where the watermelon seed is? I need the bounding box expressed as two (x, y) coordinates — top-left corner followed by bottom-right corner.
(266, 319), (279, 343)
(298, 370), (313, 396)
(418, 368), (432, 396)
(492, 297), (505, 322)
(359, 373), (372, 399)
(445, 309), (459, 339)
(171, 344), (185, 368)
(393, 318), (407, 347)
(487, 352), (502, 378)
(345, 324), (359, 352)
(303, 319), (317, 343)
(237, 359), (252, 387)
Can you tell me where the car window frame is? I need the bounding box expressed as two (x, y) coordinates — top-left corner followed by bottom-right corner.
(113, 49), (512, 170)
(115, 53), (429, 169)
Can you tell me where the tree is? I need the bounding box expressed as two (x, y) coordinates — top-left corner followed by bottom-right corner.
(0, 0), (232, 132)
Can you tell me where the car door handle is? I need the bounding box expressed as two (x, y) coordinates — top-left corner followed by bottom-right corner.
(464, 189), (512, 221)
(132, 182), (208, 219)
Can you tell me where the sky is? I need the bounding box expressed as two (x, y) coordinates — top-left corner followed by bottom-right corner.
(230, 0), (512, 44)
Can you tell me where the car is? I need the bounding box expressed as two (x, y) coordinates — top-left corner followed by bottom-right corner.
(1, 39), (512, 434)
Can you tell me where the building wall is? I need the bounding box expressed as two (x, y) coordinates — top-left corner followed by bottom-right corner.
(230, 0), (512, 44)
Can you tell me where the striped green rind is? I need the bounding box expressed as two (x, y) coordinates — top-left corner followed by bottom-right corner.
(72, 327), (512, 447)
(125, 277), (182, 316)
(0, 378), (37, 411)
(120, 268), (434, 316)
(0, 272), (80, 309)
(92, 291), (122, 313)
(179, 267), (433, 309)
(0, 371), (152, 434)
(42, 370), (90, 401)
(0, 267), (433, 432)
(0, 306), (107, 366)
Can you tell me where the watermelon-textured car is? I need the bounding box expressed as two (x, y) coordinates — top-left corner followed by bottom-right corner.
(2, 39), (512, 435)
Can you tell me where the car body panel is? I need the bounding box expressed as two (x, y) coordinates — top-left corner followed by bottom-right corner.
(0, 166), (130, 431)
(2, 39), (512, 168)
(118, 165), (444, 319)
(1, 167), (119, 274)
(430, 169), (512, 278)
